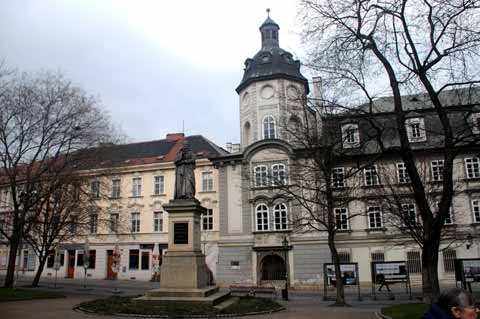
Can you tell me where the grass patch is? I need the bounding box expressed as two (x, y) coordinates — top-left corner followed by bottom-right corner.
(78, 296), (283, 317)
(382, 303), (429, 319)
(0, 288), (64, 302)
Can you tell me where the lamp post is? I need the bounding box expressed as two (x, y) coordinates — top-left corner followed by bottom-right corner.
(282, 237), (289, 301)
(466, 234), (473, 250)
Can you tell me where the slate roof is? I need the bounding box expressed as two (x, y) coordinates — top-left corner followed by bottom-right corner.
(78, 134), (228, 170)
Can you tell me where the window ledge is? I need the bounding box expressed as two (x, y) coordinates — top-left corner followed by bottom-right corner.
(253, 229), (292, 234)
(151, 194), (167, 197)
(443, 223), (457, 228)
(336, 229), (352, 233)
(365, 227), (387, 233)
(464, 177), (480, 182)
(109, 197), (122, 200)
(363, 184), (383, 188)
(198, 191), (216, 194)
(470, 223), (480, 227)
(129, 196), (144, 199)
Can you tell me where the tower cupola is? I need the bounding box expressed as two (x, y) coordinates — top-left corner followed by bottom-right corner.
(260, 9), (280, 49)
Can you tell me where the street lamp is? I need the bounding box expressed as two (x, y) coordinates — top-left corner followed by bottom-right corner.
(466, 233), (474, 250)
(282, 237), (289, 301)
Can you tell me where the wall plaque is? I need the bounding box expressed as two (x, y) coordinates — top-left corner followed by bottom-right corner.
(174, 223), (189, 245)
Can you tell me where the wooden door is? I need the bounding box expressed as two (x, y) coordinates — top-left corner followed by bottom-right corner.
(106, 250), (117, 280)
(67, 250), (75, 278)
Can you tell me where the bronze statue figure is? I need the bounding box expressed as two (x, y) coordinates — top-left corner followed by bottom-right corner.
(174, 141), (196, 199)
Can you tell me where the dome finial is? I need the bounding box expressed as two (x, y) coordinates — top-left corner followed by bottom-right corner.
(266, 8), (270, 17)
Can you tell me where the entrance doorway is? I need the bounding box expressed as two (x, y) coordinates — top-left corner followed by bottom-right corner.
(106, 250), (117, 280)
(260, 254), (286, 281)
(67, 250), (75, 278)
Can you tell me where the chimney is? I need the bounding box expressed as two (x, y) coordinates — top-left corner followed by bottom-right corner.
(166, 133), (185, 141)
(312, 77), (323, 109)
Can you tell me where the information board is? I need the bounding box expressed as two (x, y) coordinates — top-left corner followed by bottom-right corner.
(174, 223), (189, 245)
(325, 263), (358, 286)
(462, 260), (480, 282)
(373, 262), (408, 282)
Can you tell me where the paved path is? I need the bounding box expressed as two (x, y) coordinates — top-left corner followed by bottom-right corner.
(0, 294), (376, 319)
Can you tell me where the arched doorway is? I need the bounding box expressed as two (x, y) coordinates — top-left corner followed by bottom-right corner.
(260, 254), (286, 281)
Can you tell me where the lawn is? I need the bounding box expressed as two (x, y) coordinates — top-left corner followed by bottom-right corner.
(0, 287), (64, 302)
(78, 296), (283, 317)
(382, 303), (429, 319)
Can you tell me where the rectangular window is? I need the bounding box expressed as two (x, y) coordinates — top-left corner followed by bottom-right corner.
(202, 209), (213, 231)
(341, 124), (360, 148)
(332, 167), (345, 188)
(88, 250), (96, 269)
(131, 213), (140, 233)
(406, 118), (426, 142)
(141, 251), (149, 270)
(443, 249), (457, 273)
(271, 164), (287, 185)
(132, 177), (142, 197)
(254, 166), (268, 187)
(256, 205), (269, 231)
(111, 179), (121, 198)
(153, 176), (165, 195)
(153, 211), (163, 232)
(473, 200), (480, 223)
(202, 172), (214, 192)
(89, 214), (98, 234)
(465, 158), (480, 179)
(364, 166), (380, 186)
(367, 206), (383, 229)
(401, 203), (416, 227)
(431, 160), (444, 181)
(371, 252), (385, 262)
(47, 250), (55, 268)
(273, 204), (288, 230)
(91, 181), (100, 198)
(129, 249), (139, 270)
(335, 208), (349, 230)
(110, 213), (119, 233)
(397, 163), (410, 184)
(338, 251), (351, 263)
(407, 251), (422, 274)
(77, 253), (84, 267)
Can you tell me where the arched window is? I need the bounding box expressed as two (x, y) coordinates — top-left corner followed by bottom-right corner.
(256, 204), (269, 231)
(271, 164), (286, 185)
(273, 203), (288, 230)
(254, 165), (268, 187)
(263, 116), (276, 139)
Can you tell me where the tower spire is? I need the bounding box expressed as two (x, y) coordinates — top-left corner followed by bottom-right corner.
(259, 9), (279, 49)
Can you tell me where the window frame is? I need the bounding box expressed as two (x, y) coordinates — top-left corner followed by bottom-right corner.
(131, 212), (141, 233)
(202, 172), (214, 192)
(401, 203), (416, 227)
(396, 163), (411, 184)
(465, 157), (480, 179)
(254, 165), (268, 187)
(367, 206), (383, 229)
(91, 180), (100, 198)
(255, 204), (269, 231)
(273, 203), (288, 230)
(271, 164), (287, 186)
(153, 176), (165, 195)
(202, 208), (214, 231)
(364, 166), (380, 186)
(341, 123), (360, 148)
(129, 249), (140, 270)
(406, 117), (427, 142)
(89, 214), (98, 234)
(334, 207), (349, 230)
(332, 167), (345, 188)
(472, 200), (480, 223)
(111, 179), (121, 198)
(153, 211), (163, 232)
(110, 213), (119, 233)
(131, 177), (142, 197)
(262, 115), (276, 139)
(431, 160), (444, 181)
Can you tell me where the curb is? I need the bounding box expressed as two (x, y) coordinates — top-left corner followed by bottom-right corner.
(374, 308), (392, 319)
(74, 305), (286, 318)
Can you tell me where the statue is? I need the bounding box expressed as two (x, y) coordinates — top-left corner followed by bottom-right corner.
(174, 141), (196, 199)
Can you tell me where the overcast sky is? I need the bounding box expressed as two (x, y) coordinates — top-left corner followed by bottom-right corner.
(0, 0), (307, 147)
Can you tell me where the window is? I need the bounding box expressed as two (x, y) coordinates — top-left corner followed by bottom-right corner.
(153, 211), (163, 232)
(111, 179), (121, 198)
(256, 204), (269, 231)
(332, 168), (345, 188)
(406, 118), (426, 142)
(367, 206), (383, 229)
(468, 112), (480, 134)
(364, 166), (380, 186)
(254, 166), (268, 187)
(46, 250), (55, 268)
(442, 249), (457, 273)
(1, 189), (9, 207)
(338, 251), (351, 263)
(141, 251), (149, 270)
(263, 116), (276, 139)
(153, 176), (165, 195)
(202, 172), (213, 192)
(131, 213), (140, 233)
(341, 123), (360, 148)
(202, 209), (213, 231)
(397, 163), (410, 184)
(88, 250), (96, 269)
(371, 252), (385, 262)
(91, 181), (100, 198)
(271, 164), (286, 185)
(273, 203), (288, 230)
(335, 208), (349, 230)
(407, 251), (422, 274)
(129, 249), (139, 270)
(401, 203), (416, 227)
(132, 177), (142, 197)
(110, 213), (119, 233)
(431, 160), (444, 181)
(473, 200), (480, 223)
(89, 214), (98, 234)
(465, 157), (480, 179)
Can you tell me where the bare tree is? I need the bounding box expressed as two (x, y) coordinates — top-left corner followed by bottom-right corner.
(0, 67), (120, 288)
(300, 0), (480, 302)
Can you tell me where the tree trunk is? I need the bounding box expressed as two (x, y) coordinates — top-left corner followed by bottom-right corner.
(31, 255), (47, 287)
(4, 239), (19, 288)
(422, 240), (441, 304)
(328, 233), (346, 306)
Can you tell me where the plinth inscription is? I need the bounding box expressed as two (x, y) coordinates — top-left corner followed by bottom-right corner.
(174, 222), (189, 244)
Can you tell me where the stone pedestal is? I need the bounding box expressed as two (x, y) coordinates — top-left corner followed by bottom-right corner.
(137, 198), (229, 305)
